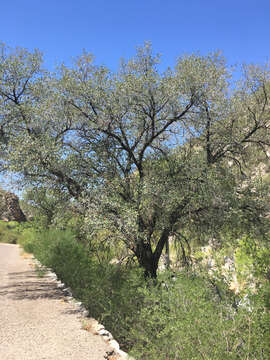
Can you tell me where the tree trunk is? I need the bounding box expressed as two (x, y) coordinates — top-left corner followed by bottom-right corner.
(135, 241), (158, 278)
(135, 230), (171, 278)
(165, 238), (170, 270)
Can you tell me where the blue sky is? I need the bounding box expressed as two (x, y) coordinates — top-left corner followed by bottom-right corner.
(1, 0), (270, 193)
(1, 0), (270, 70)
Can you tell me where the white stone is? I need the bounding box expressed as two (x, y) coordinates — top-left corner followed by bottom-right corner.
(99, 329), (113, 340)
(117, 350), (130, 359)
(82, 310), (89, 317)
(109, 339), (120, 351)
(47, 272), (57, 279)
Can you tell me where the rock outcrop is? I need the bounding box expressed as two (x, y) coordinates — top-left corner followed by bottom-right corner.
(0, 189), (26, 222)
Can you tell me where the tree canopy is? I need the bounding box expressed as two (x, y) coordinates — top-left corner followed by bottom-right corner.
(1, 42), (269, 277)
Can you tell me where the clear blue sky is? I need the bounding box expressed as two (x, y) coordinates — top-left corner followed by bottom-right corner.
(1, 0), (270, 70)
(1, 0), (270, 193)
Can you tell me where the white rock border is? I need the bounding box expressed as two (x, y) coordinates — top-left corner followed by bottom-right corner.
(28, 255), (134, 360)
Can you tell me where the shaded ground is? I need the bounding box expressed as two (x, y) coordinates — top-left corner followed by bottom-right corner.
(0, 243), (111, 360)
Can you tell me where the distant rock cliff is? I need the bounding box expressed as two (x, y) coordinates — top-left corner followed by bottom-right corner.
(0, 189), (26, 222)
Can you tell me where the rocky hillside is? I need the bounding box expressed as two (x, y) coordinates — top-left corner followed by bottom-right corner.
(0, 189), (26, 222)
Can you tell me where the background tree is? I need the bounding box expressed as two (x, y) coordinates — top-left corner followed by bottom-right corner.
(20, 186), (70, 227)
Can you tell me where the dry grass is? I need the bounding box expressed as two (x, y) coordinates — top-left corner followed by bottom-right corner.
(81, 318), (101, 334)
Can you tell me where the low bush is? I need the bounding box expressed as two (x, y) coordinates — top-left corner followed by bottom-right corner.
(19, 228), (270, 359)
(19, 226), (38, 252)
(0, 220), (22, 244)
(128, 272), (270, 359)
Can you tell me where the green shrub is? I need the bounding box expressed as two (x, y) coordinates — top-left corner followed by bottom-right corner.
(235, 236), (270, 284)
(0, 220), (22, 244)
(81, 264), (146, 350)
(19, 227), (39, 253)
(129, 274), (270, 360)
(127, 271), (269, 359)
(32, 229), (90, 281)
(19, 227), (269, 359)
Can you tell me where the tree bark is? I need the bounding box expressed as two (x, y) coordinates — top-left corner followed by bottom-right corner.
(165, 238), (170, 270)
(135, 241), (158, 278)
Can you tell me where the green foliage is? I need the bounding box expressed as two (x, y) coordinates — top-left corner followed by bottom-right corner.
(18, 226), (39, 253)
(19, 228), (269, 359)
(236, 236), (270, 281)
(129, 272), (270, 359)
(1, 42), (270, 276)
(0, 220), (22, 243)
(33, 229), (93, 289)
(20, 186), (71, 228)
(1, 42), (270, 357)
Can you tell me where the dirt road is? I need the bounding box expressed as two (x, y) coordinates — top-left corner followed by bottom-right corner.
(0, 243), (111, 360)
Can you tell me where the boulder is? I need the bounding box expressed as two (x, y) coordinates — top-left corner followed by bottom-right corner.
(0, 189), (26, 222)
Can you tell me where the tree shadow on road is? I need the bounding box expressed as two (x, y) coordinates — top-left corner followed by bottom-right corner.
(0, 270), (64, 300)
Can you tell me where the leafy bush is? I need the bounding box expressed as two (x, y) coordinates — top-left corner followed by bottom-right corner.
(235, 236), (270, 284)
(19, 228), (269, 359)
(128, 271), (270, 359)
(29, 229), (92, 288)
(19, 227), (39, 253)
(0, 220), (22, 244)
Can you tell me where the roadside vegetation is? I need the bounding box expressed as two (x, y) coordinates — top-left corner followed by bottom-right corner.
(1, 42), (270, 358)
(17, 224), (270, 359)
(0, 220), (22, 244)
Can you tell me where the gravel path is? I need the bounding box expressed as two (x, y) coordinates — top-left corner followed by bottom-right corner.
(0, 243), (112, 360)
